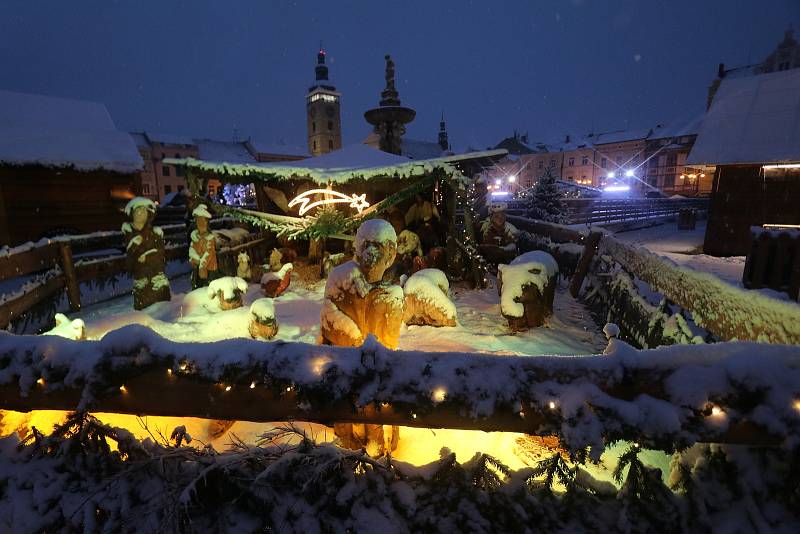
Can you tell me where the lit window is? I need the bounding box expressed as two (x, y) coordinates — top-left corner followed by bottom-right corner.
(309, 93), (338, 103)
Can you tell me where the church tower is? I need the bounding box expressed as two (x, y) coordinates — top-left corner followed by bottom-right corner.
(306, 47), (342, 156)
(438, 112), (450, 151)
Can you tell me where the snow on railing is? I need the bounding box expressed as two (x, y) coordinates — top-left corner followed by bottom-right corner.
(2, 324), (799, 451)
(601, 236), (800, 345)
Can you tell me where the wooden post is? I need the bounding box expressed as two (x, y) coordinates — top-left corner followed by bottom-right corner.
(58, 242), (81, 312)
(569, 230), (602, 298)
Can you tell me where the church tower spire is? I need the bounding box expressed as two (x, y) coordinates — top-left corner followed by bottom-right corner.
(306, 45), (342, 156)
(438, 111), (449, 151)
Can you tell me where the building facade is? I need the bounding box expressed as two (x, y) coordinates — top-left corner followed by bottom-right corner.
(131, 133), (308, 202)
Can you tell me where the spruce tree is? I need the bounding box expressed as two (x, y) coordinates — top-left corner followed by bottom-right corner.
(526, 166), (566, 223)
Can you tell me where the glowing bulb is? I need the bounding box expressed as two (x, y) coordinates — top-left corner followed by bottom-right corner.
(607, 172), (616, 179)
(625, 169), (634, 177)
(119, 385), (127, 393)
(432, 388), (447, 403)
(411, 412), (417, 419)
(381, 402), (390, 408)
(179, 363), (187, 371)
(519, 410), (525, 418)
(548, 401), (556, 410)
(36, 377), (45, 386)
(508, 175), (516, 183)
(711, 405), (723, 417)
(793, 400), (800, 412)
(167, 368), (173, 376)
(286, 386), (293, 392)
(494, 179), (501, 186)
(224, 385), (232, 392)
(250, 382), (256, 389)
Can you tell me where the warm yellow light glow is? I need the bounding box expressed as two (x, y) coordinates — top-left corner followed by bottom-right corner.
(224, 385), (232, 392)
(36, 377), (45, 386)
(179, 363), (187, 371)
(548, 401), (556, 410)
(119, 385), (127, 393)
(286, 386), (293, 392)
(763, 163), (800, 169)
(411, 412), (417, 419)
(310, 356), (332, 376)
(432, 388), (447, 403)
(167, 368), (173, 376)
(711, 405), (723, 417)
(250, 382), (256, 389)
(289, 189), (369, 216)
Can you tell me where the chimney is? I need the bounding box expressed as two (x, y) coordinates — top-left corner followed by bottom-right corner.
(717, 63), (725, 78)
(565, 134), (571, 143)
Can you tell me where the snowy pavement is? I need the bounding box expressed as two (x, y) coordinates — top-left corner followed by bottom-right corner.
(612, 221), (749, 288)
(74, 272), (606, 357)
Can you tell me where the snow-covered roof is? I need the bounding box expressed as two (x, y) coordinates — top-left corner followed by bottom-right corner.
(248, 139), (309, 158)
(164, 143), (507, 185)
(649, 114), (704, 140)
(687, 69), (800, 165)
(0, 89), (142, 172)
(145, 132), (195, 146)
(194, 139), (257, 164)
(129, 132), (151, 150)
(401, 138), (446, 160)
(591, 128), (651, 145)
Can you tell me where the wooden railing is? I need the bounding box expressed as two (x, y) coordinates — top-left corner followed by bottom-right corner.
(1, 327), (796, 447)
(507, 215), (800, 345)
(506, 197), (709, 225)
(743, 227), (800, 301)
(0, 221), (274, 331)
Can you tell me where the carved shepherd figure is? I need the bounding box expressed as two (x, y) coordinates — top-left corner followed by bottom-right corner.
(320, 219), (404, 456)
(122, 197), (171, 310)
(189, 204), (219, 289)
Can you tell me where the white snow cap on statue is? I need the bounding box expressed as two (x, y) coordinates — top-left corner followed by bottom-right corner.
(207, 276), (248, 300)
(403, 268), (457, 319)
(250, 298), (276, 320)
(355, 219), (396, 250)
(510, 251), (559, 277)
(192, 204), (212, 219)
(603, 323), (620, 339)
(124, 197), (156, 215)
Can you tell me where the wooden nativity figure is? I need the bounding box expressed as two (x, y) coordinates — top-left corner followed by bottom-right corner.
(320, 219), (404, 456)
(189, 203), (219, 289)
(122, 197), (171, 310)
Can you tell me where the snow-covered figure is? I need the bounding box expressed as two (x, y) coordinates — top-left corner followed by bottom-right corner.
(236, 252), (251, 281)
(526, 166), (566, 223)
(43, 313), (86, 340)
(497, 251), (558, 330)
(261, 263), (292, 298)
(602, 322), (637, 355)
(189, 204), (218, 290)
(207, 276), (248, 311)
(403, 269), (457, 327)
(394, 228), (423, 276)
(320, 219), (404, 349)
(248, 298), (278, 340)
(405, 194), (441, 251)
(320, 219), (403, 456)
(479, 209), (519, 265)
(122, 197), (171, 310)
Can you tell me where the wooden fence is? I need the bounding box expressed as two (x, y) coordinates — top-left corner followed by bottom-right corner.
(0, 220), (275, 331)
(1, 328), (796, 447)
(506, 197), (709, 225)
(742, 227), (800, 301)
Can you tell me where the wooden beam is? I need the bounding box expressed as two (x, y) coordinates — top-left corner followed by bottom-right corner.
(569, 230), (603, 298)
(58, 242), (81, 312)
(0, 274), (65, 329)
(0, 241), (60, 280)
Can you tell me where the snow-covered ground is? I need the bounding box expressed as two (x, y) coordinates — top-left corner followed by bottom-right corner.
(1, 270), (654, 487)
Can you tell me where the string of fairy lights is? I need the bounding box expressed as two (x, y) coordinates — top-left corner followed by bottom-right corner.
(30, 355), (785, 440)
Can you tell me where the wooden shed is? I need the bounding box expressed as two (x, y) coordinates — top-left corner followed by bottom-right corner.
(0, 90), (143, 246)
(687, 69), (800, 256)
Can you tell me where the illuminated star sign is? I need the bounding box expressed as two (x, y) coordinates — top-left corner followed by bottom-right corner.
(288, 188), (370, 216)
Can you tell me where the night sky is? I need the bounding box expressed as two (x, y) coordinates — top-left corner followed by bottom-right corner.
(1, 0), (797, 151)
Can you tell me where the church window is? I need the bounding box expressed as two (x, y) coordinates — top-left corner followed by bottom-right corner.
(312, 121), (316, 132)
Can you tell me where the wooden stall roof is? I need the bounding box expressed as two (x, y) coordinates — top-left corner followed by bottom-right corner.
(164, 144), (507, 185)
